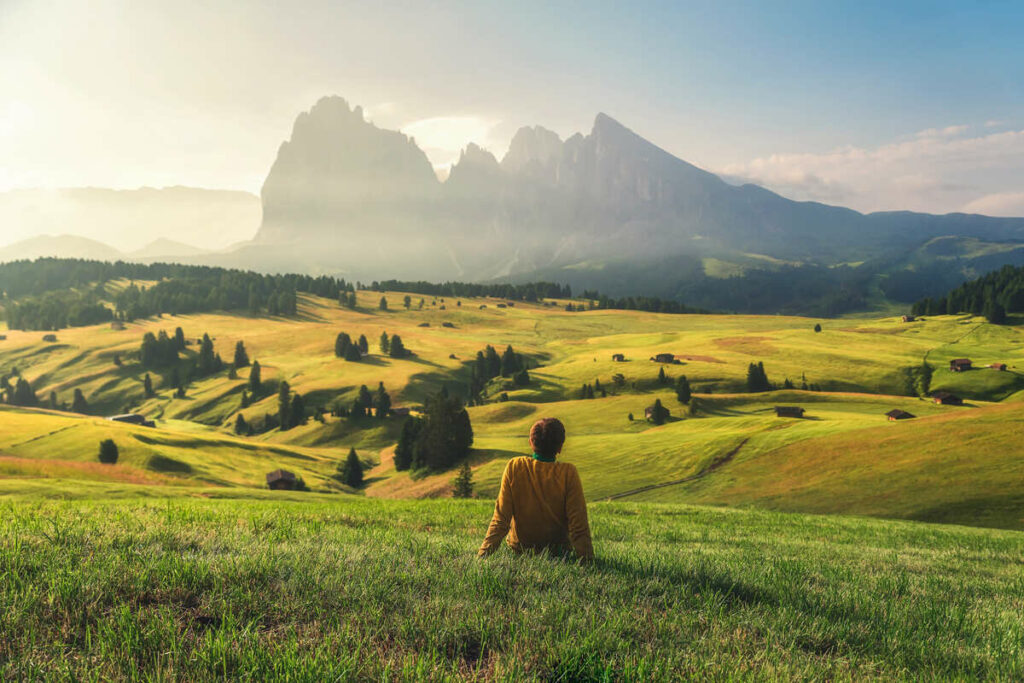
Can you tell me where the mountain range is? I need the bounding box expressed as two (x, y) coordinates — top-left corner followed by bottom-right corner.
(5, 95), (1024, 313)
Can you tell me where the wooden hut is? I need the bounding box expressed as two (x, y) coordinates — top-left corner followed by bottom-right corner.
(931, 391), (963, 406)
(651, 353), (675, 364)
(949, 358), (972, 372)
(885, 409), (915, 421)
(612, 353), (625, 362)
(774, 406), (805, 418)
(901, 314), (916, 323)
(266, 469), (298, 491)
(988, 363), (1008, 371)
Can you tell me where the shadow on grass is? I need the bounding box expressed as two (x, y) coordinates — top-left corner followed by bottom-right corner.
(592, 555), (777, 608)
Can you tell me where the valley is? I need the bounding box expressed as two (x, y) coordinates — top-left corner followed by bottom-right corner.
(3, 286), (1022, 531)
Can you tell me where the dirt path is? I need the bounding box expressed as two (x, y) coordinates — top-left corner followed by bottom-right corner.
(603, 437), (750, 501)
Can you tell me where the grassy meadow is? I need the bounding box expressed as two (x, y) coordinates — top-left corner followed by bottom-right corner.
(2, 290), (1024, 530)
(3, 287), (1024, 680)
(2, 497), (1022, 680)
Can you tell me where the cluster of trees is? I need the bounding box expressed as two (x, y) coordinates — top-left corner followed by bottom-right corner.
(1, 369), (90, 414)
(139, 328), (184, 368)
(912, 264), (1024, 323)
(468, 345), (528, 397)
(578, 381), (604, 399)
(4, 290), (113, 331)
(378, 332), (408, 358)
(576, 292), (706, 315)
(0, 257), (357, 329)
(334, 332), (368, 361)
(746, 362), (772, 392)
(341, 382), (392, 419)
(277, 381), (308, 431)
(368, 280), (571, 302)
(393, 390), (473, 472)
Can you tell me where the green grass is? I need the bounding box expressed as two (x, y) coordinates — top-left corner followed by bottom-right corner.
(1, 496), (1021, 681)
(4, 292), (1024, 530)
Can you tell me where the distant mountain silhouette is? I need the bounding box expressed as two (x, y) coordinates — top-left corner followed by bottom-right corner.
(253, 96), (1024, 282)
(0, 187), (260, 253)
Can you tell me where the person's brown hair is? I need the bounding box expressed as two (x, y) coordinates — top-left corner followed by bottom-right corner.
(529, 418), (566, 458)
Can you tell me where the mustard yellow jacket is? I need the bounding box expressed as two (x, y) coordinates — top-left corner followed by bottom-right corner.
(478, 456), (594, 559)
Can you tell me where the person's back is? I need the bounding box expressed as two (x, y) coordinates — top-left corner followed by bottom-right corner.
(478, 418), (593, 560)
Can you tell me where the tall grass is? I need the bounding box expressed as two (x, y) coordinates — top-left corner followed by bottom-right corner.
(2, 497), (1021, 680)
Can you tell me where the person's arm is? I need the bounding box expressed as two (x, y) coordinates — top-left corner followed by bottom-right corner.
(565, 465), (594, 560)
(478, 461), (515, 557)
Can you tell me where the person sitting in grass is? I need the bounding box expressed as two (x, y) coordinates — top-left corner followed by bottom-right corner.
(478, 417), (594, 560)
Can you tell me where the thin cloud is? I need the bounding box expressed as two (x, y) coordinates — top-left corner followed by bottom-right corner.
(717, 125), (1024, 216)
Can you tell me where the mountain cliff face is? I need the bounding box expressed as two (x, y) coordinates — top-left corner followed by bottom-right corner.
(254, 96), (1024, 282)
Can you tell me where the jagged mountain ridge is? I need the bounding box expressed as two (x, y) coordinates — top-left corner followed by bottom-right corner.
(251, 95), (1024, 283)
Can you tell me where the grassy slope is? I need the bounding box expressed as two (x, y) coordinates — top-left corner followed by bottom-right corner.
(1, 497), (1021, 680)
(3, 292), (1024, 528)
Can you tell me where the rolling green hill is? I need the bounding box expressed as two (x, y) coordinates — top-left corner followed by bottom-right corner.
(2, 288), (1024, 530)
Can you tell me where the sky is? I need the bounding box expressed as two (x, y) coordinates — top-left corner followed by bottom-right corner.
(1, 0), (1023, 216)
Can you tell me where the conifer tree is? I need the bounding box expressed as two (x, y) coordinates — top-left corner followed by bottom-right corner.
(98, 439), (119, 464)
(658, 367), (667, 385)
(344, 343), (362, 361)
(48, 391), (58, 410)
(234, 413), (248, 435)
(290, 392), (306, 426)
(357, 334), (368, 353)
(379, 331), (390, 354)
(389, 335), (407, 358)
(394, 417), (421, 471)
(649, 398), (669, 425)
(357, 385), (373, 412)
(403, 295), (411, 309)
(278, 380), (291, 431)
(248, 360), (262, 395)
(379, 296), (388, 311)
(335, 332), (352, 358)
(233, 340), (250, 367)
(173, 327), (186, 351)
(143, 373), (154, 398)
(452, 460), (474, 498)
(374, 382), (391, 418)
(71, 388), (89, 414)
(339, 447), (364, 487)
(675, 375), (692, 404)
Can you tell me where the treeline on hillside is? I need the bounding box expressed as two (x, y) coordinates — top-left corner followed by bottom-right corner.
(912, 264), (1024, 322)
(0, 258), (355, 330)
(372, 279), (707, 315)
(368, 280), (571, 302)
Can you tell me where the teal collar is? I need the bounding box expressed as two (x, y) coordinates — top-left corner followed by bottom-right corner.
(532, 452), (556, 463)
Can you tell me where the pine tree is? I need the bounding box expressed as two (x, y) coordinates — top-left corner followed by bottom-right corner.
(143, 373), (154, 397)
(228, 364), (238, 380)
(500, 345), (520, 377)
(240, 389), (250, 408)
(649, 398), (669, 425)
(403, 295), (412, 309)
(986, 300), (1007, 324)
(374, 382), (391, 418)
(339, 447), (364, 487)
(379, 296), (388, 311)
(248, 360), (262, 395)
(379, 331), (390, 354)
(389, 335), (407, 358)
(233, 341), (250, 367)
(98, 439), (119, 464)
(335, 332), (352, 358)
(173, 327), (186, 351)
(234, 413), (248, 435)
(48, 391), (58, 410)
(658, 367), (667, 385)
(71, 388), (89, 414)
(452, 460), (474, 498)
(278, 380), (291, 431)
(290, 392), (306, 426)
(357, 334), (368, 353)
(198, 333), (216, 375)
(11, 378), (37, 406)
(357, 385), (373, 412)
(344, 343), (362, 361)
(814, 323), (822, 333)
(394, 417), (422, 471)
(675, 375), (692, 404)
